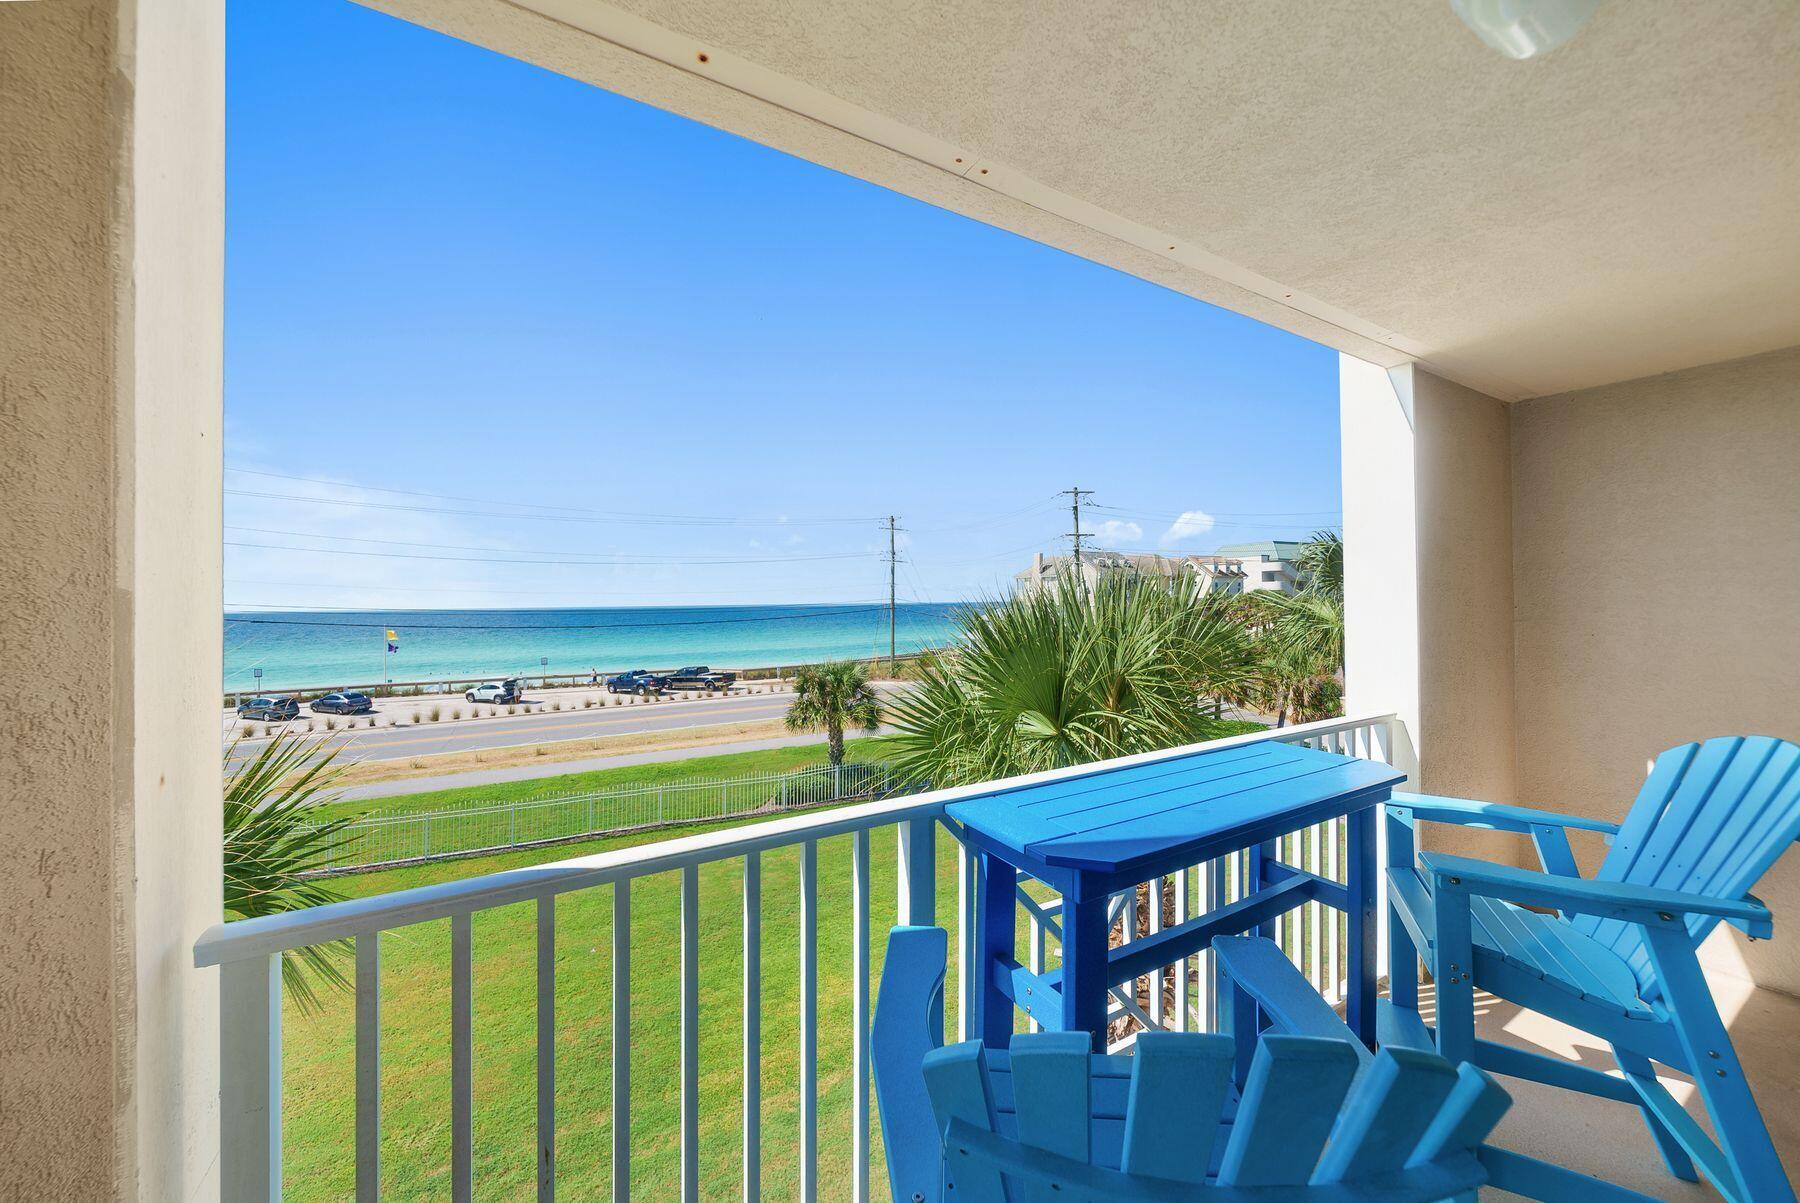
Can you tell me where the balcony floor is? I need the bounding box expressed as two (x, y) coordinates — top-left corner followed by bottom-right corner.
(1423, 976), (1800, 1200)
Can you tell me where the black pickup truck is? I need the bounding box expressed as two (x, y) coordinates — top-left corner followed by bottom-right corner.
(606, 669), (667, 695)
(665, 665), (736, 691)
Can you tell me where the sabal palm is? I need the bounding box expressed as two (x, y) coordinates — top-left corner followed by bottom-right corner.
(224, 732), (362, 1013)
(887, 572), (1255, 788)
(1255, 528), (1345, 671)
(784, 659), (882, 766)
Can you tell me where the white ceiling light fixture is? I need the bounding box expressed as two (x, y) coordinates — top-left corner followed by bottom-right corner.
(1450, 0), (1603, 59)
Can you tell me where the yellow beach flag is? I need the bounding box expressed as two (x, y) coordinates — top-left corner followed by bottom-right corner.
(386, 629), (399, 653)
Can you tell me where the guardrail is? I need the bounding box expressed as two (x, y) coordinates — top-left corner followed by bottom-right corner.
(195, 712), (1399, 1201)
(310, 762), (902, 871)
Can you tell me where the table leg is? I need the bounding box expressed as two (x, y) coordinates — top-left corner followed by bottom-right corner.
(977, 854), (1017, 1048)
(1059, 893), (1110, 1051)
(1249, 840), (1277, 942)
(1346, 806), (1378, 1048)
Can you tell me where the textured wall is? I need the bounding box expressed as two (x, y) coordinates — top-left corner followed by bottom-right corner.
(0, 3), (131, 1196)
(1413, 369), (1518, 810)
(0, 1), (223, 1197)
(1513, 346), (1800, 993)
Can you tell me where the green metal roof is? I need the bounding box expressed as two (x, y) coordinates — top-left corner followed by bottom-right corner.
(1214, 540), (1305, 560)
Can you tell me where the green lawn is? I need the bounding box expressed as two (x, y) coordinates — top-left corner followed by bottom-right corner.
(281, 720), (1273, 1199)
(312, 735), (906, 822)
(283, 804), (969, 1201)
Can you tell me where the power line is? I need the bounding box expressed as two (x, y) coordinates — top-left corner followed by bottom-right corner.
(226, 468), (878, 526)
(1088, 503), (1342, 519)
(224, 605), (892, 631)
(225, 488), (887, 529)
(225, 540), (880, 567)
(224, 577), (890, 601)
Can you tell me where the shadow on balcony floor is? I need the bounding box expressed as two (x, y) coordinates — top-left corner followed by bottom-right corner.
(1407, 978), (1800, 1200)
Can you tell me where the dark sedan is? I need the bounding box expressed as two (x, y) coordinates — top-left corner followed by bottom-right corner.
(309, 691), (373, 715)
(237, 695), (299, 721)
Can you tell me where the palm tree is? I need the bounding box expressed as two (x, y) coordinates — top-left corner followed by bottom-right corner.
(1254, 528), (1346, 674)
(1295, 527), (1343, 598)
(784, 659), (883, 767)
(887, 572), (1256, 789)
(224, 731), (363, 1013)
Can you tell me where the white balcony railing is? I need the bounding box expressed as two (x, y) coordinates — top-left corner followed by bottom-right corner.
(194, 712), (1399, 1201)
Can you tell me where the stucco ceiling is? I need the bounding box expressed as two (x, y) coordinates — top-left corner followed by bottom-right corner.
(368, 0), (1800, 401)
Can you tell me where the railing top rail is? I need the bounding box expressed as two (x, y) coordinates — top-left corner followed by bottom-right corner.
(194, 712), (1393, 967)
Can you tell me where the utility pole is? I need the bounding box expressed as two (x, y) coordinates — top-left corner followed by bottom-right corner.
(885, 516), (903, 675)
(1064, 486), (1095, 573)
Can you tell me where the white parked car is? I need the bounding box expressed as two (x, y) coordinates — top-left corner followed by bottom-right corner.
(465, 679), (522, 704)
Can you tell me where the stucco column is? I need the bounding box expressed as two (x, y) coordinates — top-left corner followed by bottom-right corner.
(1340, 356), (1520, 862)
(0, 1), (223, 1198)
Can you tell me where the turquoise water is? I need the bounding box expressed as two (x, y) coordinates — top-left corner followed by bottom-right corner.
(224, 603), (963, 691)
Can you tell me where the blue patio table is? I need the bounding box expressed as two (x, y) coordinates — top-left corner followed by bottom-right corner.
(946, 738), (1406, 1052)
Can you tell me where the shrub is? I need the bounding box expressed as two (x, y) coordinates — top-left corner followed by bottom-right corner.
(324, 718), (336, 731)
(367, 717), (377, 728)
(451, 708), (462, 719)
(552, 701), (561, 711)
(534, 746), (549, 757)
(411, 712), (422, 724)
(506, 704), (516, 715)
(584, 698), (595, 709)
(429, 706), (441, 722)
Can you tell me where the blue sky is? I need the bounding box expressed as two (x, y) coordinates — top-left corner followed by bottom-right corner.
(225, 0), (1340, 611)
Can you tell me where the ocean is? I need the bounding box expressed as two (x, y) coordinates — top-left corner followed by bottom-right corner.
(223, 602), (965, 692)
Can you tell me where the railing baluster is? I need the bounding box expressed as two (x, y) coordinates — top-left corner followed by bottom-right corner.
(1027, 908), (1043, 1034)
(956, 839), (974, 1041)
(799, 839), (818, 1203)
(611, 881), (630, 1203)
(897, 816), (935, 927)
(1207, 856), (1227, 1031)
(1148, 876), (1164, 1029)
(1308, 824), (1325, 993)
(743, 853), (761, 1203)
(1174, 867), (1190, 1033)
(538, 897), (555, 1202)
(852, 829), (871, 1203)
(452, 914), (473, 1203)
(220, 953), (281, 1203)
(680, 866), (699, 1203)
(1328, 815), (1343, 1002)
(356, 932), (380, 1203)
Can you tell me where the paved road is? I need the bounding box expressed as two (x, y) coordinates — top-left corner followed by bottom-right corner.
(226, 690), (799, 767)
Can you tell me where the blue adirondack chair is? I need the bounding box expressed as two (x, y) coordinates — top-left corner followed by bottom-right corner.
(1386, 734), (1800, 1203)
(875, 925), (1611, 1202)
(923, 1030), (1506, 1201)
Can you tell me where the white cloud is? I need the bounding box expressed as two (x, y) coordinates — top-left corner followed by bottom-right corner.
(1092, 519), (1142, 548)
(1158, 510), (1216, 547)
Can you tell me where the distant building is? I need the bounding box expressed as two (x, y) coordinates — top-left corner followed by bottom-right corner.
(1015, 550), (1250, 596)
(1214, 540), (1307, 593)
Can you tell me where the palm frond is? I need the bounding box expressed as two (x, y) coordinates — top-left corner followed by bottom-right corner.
(888, 573), (1257, 787)
(223, 731), (364, 1014)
